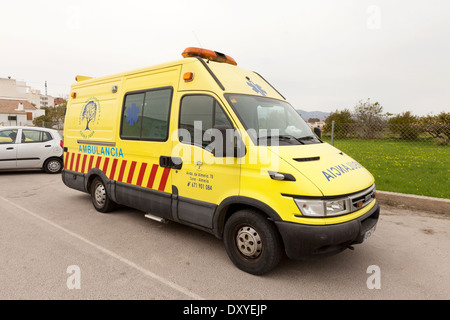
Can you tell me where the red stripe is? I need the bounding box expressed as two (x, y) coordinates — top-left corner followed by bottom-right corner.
(127, 161), (137, 184)
(136, 163), (147, 186)
(75, 153), (81, 172)
(102, 157), (110, 173)
(109, 158), (118, 180)
(81, 154), (87, 173)
(69, 153), (75, 171)
(64, 152), (69, 169)
(118, 160), (127, 182)
(147, 164), (158, 188)
(95, 156), (102, 169)
(158, 168), (170, 191)
(87, 155), (94, 172)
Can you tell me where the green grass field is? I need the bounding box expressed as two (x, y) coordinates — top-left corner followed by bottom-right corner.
(322, 139), (450, 199)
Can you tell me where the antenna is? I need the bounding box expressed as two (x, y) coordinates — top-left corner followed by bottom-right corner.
(192, 31), (203, 48)
(45, 80), (47, 96)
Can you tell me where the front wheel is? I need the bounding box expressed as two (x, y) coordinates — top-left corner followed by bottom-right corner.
(223, 209), (283, 275)
(90, 177), (116, 213)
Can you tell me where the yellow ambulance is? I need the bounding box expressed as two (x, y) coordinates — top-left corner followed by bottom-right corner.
(62, 47), (379, 274)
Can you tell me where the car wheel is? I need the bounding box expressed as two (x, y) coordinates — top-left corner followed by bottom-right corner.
(223, 209), (283, 275)
(90, 177), (116, 213)
(44, 158), (63, 174)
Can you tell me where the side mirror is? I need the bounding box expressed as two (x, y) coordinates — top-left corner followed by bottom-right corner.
(313, 127), (321, 139)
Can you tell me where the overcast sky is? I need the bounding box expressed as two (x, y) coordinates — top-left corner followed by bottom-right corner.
(1, 0), (449, 115)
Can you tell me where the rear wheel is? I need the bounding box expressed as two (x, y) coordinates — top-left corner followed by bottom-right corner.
(43, 158), (62, 174)
(223, 209), (283, 275)
(90, 177), (116, 213)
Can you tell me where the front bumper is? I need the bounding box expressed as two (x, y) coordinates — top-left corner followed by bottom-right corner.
(275, 201), (380, 260)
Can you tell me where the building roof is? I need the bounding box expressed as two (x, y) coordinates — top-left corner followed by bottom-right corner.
(0, 99), (37, 114)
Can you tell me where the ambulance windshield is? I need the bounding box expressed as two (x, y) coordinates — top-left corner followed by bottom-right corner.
(225, 94), (320, 145)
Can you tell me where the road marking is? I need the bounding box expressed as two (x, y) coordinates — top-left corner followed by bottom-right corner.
(0, 196), (204, 300)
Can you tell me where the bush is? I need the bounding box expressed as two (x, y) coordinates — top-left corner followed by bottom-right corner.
(388, 111), (422, 140)
(419, 112), (450, 145)
(323, 109), (355, 138)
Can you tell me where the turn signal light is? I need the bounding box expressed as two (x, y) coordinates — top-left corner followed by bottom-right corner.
(183, 72), (194, 82)
(70, 92), (76, 98)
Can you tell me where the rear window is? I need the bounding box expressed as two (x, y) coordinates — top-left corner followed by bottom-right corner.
(22, 130), (53, 143)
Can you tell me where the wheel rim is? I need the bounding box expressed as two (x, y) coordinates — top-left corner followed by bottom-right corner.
(47, 160), (61, 172)
(94, 183), (106, 207)
(236, 226), (262, 258)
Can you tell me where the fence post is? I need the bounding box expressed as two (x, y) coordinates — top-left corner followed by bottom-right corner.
(331, 120), (335, 146)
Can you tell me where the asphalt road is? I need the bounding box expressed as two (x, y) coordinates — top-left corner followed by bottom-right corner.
(0, 171), (449, 300)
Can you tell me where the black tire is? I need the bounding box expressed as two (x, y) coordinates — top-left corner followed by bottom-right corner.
(43, 158), (63, 174)
(90, 177), (116, 213)
(223, 209), (283, 275)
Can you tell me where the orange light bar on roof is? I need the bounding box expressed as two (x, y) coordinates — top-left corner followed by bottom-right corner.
(182, 47), (237, 66)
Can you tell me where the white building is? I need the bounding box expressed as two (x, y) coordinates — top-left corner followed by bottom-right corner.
(0, 99), (45, 126)
(0, 77), (54, 109)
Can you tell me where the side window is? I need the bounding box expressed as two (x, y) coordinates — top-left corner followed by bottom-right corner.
(142, 89), (172, 140)
(21, 130), (53, 143)
(121, 93), (145, 139)
(121, 88), (172, 141)
(0, 129), (18, 144)
(179, 95), (233, 148)
(43, 132), (53, 142)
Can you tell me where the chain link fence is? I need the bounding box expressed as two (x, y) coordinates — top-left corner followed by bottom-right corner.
(32, 121), (64, 130)
(321, 121), (449, 146)
(315, 119), (449, 198)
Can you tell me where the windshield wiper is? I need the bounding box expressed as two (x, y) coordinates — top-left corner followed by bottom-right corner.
(295, 135), (322, 144)
(296, 135), (315, 140)
(297, 135), (320, 141)
(257, 134), (304, 144)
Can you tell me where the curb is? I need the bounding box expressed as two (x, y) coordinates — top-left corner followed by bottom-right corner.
(377, 190), (449, 215)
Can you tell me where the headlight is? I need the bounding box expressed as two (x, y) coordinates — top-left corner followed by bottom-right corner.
(325, 199), (348, 216)
(294, 198), (350, 217)
(294, 184), (376, 217)
(294, 199), (325, 217)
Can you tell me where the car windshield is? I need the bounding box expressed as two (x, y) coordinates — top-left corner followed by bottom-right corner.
(225, 94), (320, 145)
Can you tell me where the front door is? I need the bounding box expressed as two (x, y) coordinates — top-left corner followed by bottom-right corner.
(171, 93), (241, 229)
(0, 128), (18, 169)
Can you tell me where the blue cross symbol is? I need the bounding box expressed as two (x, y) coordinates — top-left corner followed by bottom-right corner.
(247, 80), (267, 96)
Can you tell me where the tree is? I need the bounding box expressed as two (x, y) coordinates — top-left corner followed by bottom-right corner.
(307, 117), (320, 123)
(323, 109), (355, 138)
(388, 111), (422, 140)
(32, 100), (67, 128)
(32, 111), (54, 128)
(354, 98), (386, 138)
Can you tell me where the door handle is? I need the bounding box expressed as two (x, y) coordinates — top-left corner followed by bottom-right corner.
(45, 145), (51, 147)
(6, 147), (14, 150)
(159, 156), (182, 169)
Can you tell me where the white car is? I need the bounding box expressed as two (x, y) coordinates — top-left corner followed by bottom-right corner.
(0, 126), (63, 173)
